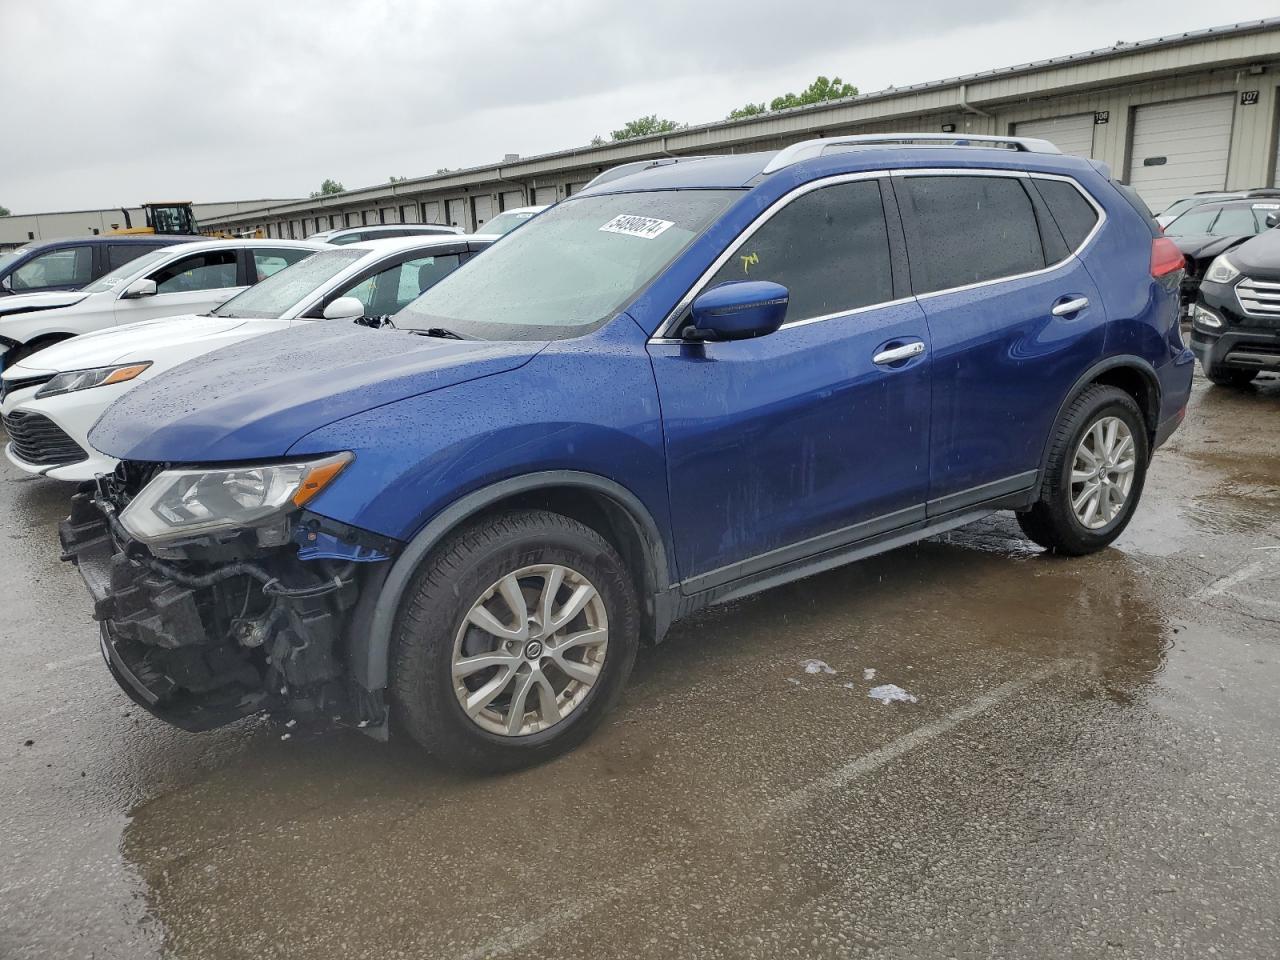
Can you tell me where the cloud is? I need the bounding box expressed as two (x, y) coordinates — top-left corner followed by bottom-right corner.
(1, 1), (1276, 211)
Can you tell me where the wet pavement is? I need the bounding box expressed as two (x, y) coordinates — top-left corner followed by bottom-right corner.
(3, 374), (1279, 959)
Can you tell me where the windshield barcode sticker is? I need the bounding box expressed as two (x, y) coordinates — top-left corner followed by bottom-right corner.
(599, 215), (674, 239)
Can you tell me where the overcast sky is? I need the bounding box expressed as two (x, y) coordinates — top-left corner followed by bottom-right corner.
(2, 1), (1277, 213)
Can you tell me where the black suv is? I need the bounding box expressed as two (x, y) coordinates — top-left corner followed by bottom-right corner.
(1190, 226), (1280, 386)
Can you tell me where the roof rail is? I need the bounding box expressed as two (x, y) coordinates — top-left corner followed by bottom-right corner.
(761, 133), (1061, 174)
(582, 155), (716, 191)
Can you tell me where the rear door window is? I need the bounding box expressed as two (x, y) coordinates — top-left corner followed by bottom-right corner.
(252, 247), (313, 281)
(706, 179), (894, 322)
(148, 250), (239, 294)
(897, 175), (1046, 294)
(107, 244), (157, 271)
(10, 245), (93, 291)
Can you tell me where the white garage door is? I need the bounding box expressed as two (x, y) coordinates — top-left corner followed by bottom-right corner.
(1128, 95), (1234, 214)
(1014, 113), (1095, 158)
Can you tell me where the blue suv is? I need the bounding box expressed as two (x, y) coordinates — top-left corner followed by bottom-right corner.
(61, 135), (1193, 769)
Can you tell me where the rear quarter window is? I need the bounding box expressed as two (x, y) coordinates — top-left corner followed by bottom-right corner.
(1033, 179), (1100, 250)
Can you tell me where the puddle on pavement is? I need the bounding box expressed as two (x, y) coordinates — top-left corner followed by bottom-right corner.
(116, 519), (1180, 959)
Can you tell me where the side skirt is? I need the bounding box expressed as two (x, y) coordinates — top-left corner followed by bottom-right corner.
(658, 481), (1036, 630)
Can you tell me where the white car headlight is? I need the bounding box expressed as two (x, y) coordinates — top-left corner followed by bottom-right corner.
(1203, 255), (1241, 285)
(35, 362), (151, 399)
(119, 453), (353, 544)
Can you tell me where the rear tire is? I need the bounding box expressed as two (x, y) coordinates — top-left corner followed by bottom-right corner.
(1205, 367), (1257, 388)
(1017, 385), (1149, 556)
(390, 509), (639, 772)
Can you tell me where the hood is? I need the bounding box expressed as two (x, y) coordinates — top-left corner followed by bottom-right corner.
(90, 322), (546, 462)
(1222, 227), (1280, 281)
(10, 314), (265, 373)
(1170, 233), (1248, 264)
(0, 290), (88, 319)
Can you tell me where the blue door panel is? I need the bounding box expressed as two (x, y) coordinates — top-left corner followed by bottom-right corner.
(649, 300), (931, 584)
(917, 261), (1105, 505)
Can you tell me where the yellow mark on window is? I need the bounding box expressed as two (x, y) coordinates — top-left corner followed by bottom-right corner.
(740, 252), (759, 275)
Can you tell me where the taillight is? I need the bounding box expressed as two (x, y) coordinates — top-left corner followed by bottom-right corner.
(1151, 237), (1185, 278)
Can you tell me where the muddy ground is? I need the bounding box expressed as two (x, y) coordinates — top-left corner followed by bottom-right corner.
(2, 375), (1279, 959)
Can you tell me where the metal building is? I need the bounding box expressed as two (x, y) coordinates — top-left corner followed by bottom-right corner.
(201, 18), (1280, 237)
(0, 200), (299, 251)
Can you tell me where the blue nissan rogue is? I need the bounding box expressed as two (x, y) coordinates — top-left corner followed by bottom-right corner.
(61, 135), (1194, 769)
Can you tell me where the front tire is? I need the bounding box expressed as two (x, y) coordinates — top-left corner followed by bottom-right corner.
(1205, 367), (1257, 388)
(1017, 385), (1149, 556)
(390, 509), (639, 771)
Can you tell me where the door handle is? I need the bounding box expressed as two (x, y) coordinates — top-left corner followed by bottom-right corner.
(872, 341), (926, 365)
(1051, 296), (1089, 316)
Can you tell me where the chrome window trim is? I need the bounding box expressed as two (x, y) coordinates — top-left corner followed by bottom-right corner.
(651, 168), (1106, 342)
(651, 170), (890, 340)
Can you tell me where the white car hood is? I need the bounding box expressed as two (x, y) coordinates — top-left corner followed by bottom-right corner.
(8, 314), (293, 376)
(0, 290), (89, 318)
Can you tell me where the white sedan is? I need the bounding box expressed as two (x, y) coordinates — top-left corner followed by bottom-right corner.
(0, 238), (324, 369)
(0, 234), (494, 481)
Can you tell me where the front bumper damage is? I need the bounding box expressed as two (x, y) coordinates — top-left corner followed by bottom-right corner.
(59, 467), (395, 735)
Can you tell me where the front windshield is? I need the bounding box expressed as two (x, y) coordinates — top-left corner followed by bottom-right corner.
(0, 249), (26, 274)
(396, 190), (739, 339)
(481, 211), (539, 236)
(1165, 204), (1275, 238)
(213, 249), (364, 318)
(1160, 197), (1205, 219)
(80, 249), (172, 293)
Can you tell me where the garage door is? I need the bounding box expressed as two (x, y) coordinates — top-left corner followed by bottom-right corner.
(1014, 113), (1095, 158)
(1128, 95), (1234, 213)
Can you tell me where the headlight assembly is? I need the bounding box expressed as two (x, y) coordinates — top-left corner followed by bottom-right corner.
(1203, 256), (1241, 285)
(1191, 303), (1223, 331)
(35, 362), (151, 399)
(119, 453), (353, 544)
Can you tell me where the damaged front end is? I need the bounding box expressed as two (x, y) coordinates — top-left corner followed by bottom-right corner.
(59, 457), (396, 735)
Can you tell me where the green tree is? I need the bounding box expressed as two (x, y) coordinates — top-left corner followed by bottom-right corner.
(389, 175), (408, 183)
(435, 167), (457, 175)
(610, 115), (683, 141)
(769, 75), (857, 111)
(0, 204), (9, 217)
(309, 178), (345, 199)
(726, 102), (767, 121)
(590, 134), (606, 147)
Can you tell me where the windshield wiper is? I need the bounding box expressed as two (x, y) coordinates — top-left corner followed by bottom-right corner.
(411, 327), (465, 340)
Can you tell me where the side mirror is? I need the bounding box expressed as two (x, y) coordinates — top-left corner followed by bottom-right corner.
(0, 275), (11, 294)
(685, 281), (788, 342)
(1266, 212), (1279, 229)
(323, 296), (366, 320)
(121, 278), (157, 299)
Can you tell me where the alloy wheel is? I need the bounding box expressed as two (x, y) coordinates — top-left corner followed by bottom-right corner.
(1070, 415), (1136, 530)
(451, 564), (609, 737)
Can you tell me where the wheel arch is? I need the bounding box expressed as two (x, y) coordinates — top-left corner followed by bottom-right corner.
(352, 471), (673, 692)
(1037, 356), (1161, 485)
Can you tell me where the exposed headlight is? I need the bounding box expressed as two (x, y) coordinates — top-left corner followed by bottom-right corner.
(1191, 303), (1223, 331)
(35, 362), (151, 399)
(119, 453), (352, 544)
(1204, 256), (1241, 285)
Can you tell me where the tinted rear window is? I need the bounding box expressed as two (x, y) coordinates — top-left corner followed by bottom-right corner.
(1033, 179), (1100, 250)
(898, 175), (1045, 294)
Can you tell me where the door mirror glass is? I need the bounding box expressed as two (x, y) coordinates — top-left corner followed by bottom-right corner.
(120, 278), (158, 299)
(323, 296), (366, 320)
(687, 281), (788, 341)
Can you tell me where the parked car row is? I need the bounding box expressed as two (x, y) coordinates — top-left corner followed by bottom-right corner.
(1, 235), (494, 479)
(30, 133), (1193, 772)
